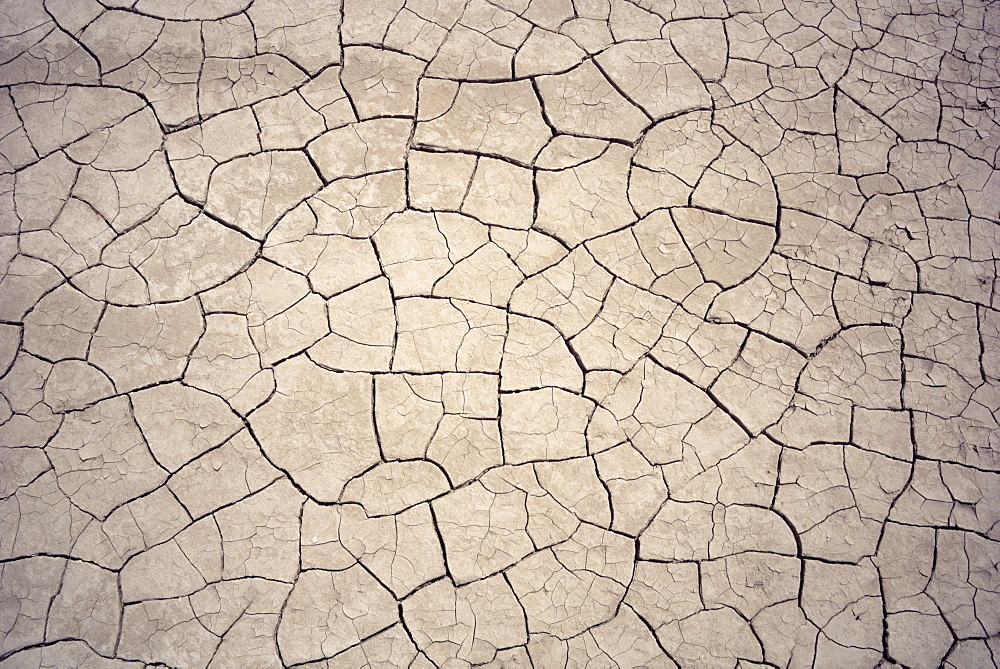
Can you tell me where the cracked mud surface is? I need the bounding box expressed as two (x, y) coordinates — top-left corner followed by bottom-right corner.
(0, 0), (999, 667)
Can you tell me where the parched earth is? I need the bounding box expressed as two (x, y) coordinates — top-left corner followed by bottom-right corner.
(0, 0), (998, 667)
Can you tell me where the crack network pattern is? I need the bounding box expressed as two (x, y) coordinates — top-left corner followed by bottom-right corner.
(0, 0), (998, 667)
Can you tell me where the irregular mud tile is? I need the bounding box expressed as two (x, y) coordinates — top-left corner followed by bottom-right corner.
(118, 597), (221, 667)
(341, 461), (450, 515)
(710, 333), (805, 434)
(250, 356), (378, 503)
(501, 388), (593, 463)
(415, 77), (460, 123)
(312, 278), (395, 372)
(514, 27), (587, 77)
(491, 227), (569, 276)
(12, 152), (78, 234)
(507, 547), (627, 638)
(0, 469), (90, 560)
(1, 640), (144, 667)
(799, 325), (903, 409)
(535, 143), (635, 246)
(634, 111), (721, 187)
(133, 213), (252, 293)
(666, 18), (727, 81)
(692, 142), (778, 225)
(586, 226), (658, 289)
(72, 487), (190, 570)
(536, 60), (649, 142)
(597, 38), (711, 120)
(307, 235), (381, 298)
(701, 551), (800, 619)
(431, 479), (534, 583)
(133, 0), (251, 19)
(120, 515), (223, 603)
(168, 430), (282, 520)
(337, 503), (446, 598)
(578, 603), (677, 667)
(427, 414), (503, 484)
(0, 99), (36, 174)
(625, 561), (701, 629)
(928, 530), (1000, 641)
(535, 458), (611, 527)
(672, 208), (776, 288)
(752, 601), (819, 668)
(254, 91), (328, 150)
(655, 607), (764, 667)
(12, 84), (145, 157)
(251, 293), (330, 366)
(164, 107), (261, 202)
(904, 293), (982, 385)
(46, 396), (166, 520)
(571, 281), (674, 372)
(534, 134), (607, 171)
(215, 478), (303, 582)
(887, 610), (954, 669)
(43, 359), (114, 413)
(802, 559), (884, 655)
(413, 80), (551, 164)
(559, 17), (613, 56)
(308, 171), (406, 237)
(434, 242), (524, 306)
(374, 374), (444, 460)
(300, 502), (355, 571)
(407, 150), (477, 210)
(0, 442), (48, 500)
(393, 298), (506, 373)
(66, 107), (162, 172)
(185, 314), (273, 415)
(501, 315), (582, 392)
(131, 383), (243, 474)
(325, 623), (420, 668)
(708, 255), (840, 354)
(402, 575), (527, 666)
(308, 118), (412, 181)
(775, 171), (866, 225)
(4, 2), (1000, 663)
(384, 9), (451, 62)
(555, 522), (635, 585)
(833, 274), (912, 327)
(205, 151), (321, 240)
(441, 373), (498, 418)
(510, 246), (613, 338)
(661, 407), (761, 503)
(199, 54), (307, 117)
(428, 24), (515, 81)
(45, 560), (121, 654)
(594, 443), (667, 536)
(373, 210), (452, 296)
(0, 556), (65, 657)
(776, 443), (903, 562)
(102, 21), (203, 127)
(650, 307), (746, 388)
(276, 566), (398, 665)
(207, 612), (284, 669)
(0, 256), (63, 322)
(639, 499), (713, 561)
(461, 156), (534, 230)
(632, 211), (707, 303)
(246, 0), (342, 74)
(342, 46), (424, 118)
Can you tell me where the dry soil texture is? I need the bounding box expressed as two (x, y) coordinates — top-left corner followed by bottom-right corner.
(1, 0), (999, 667)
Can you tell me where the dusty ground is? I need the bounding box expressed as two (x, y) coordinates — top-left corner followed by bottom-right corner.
(0, 0), (999, 667)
